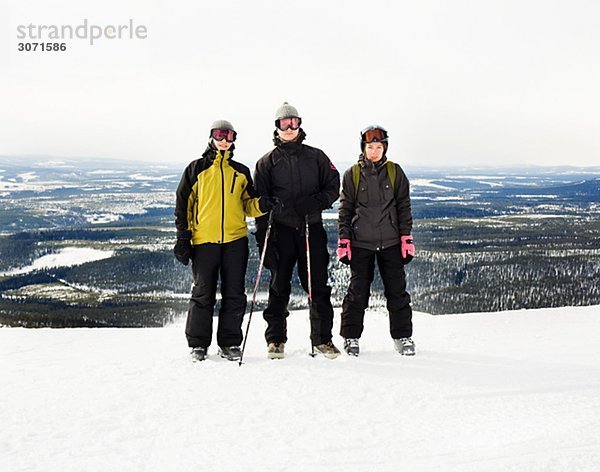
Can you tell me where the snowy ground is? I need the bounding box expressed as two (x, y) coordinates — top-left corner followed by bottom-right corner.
(0, 247), (114, 276)
(1, 305), (600, 472)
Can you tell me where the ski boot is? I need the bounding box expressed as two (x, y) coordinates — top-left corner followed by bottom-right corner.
(343, 338), (360, 357)
(267, 342), (285, 359)
(218, 346), (242, 361)
(191, 346), (207, 362)
(394, 337), (416, 356)
(311, 341), (341, 359)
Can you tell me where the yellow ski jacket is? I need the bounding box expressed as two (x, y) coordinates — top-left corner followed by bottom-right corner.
(175, 146), (266, 245)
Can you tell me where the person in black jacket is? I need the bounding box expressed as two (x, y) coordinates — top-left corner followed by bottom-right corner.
(254, 102), (341, 359)
(337, 125), (416, 357)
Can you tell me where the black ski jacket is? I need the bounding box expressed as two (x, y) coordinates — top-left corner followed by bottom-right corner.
(338, 155), (412, 251)
(254, 130), (340, 230)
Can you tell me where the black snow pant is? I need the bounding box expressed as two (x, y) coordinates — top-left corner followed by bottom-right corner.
(340, 245), (412, 339)
(263, 222), (334, 346)
(185, 237), (248, 349)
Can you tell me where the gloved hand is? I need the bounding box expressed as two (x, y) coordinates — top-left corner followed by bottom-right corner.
(259, 196), (283, 215)
(255, 225), (267, 250)
(254, 225), (278, 271)
(400, 235), (415, 265)
(174, 230), (193, 265)
(337, 239), (352, 265)
(294, 195), (321, 216)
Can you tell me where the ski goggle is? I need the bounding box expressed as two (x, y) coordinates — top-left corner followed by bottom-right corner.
(276, 116), (302, 131)
(361, 126), (388, 143)
(211, 128), (237, 143)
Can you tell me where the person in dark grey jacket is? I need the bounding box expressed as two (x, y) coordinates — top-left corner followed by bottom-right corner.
(337, 125), (416, 357)
(254, 102), (341, 360)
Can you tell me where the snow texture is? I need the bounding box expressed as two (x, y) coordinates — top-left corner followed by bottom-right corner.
(1, 305), (599, 472)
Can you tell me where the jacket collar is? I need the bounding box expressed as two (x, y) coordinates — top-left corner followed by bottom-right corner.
(358, 153), (387, 170)
(272, 128), (307, 154)
(202, 142), (234, 162)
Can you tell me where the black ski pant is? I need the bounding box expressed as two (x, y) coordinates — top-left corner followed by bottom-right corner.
(185, 237), (248, 348)
(263, 222), (334, 346)
(340, 245), (412, 339)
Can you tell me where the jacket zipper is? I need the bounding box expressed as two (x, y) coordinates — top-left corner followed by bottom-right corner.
(196, 174), (201, 225)
(220, 155), (225, 243)
(293, 154), (303, 228)
(230, 172), (238, 193)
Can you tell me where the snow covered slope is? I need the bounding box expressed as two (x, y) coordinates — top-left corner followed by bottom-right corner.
(1, 306), (599, 472)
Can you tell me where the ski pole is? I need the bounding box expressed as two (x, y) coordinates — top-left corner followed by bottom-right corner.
(305, 215), (316, 357)
(239, 209), (275, 366)
(305, 215), (313, 305)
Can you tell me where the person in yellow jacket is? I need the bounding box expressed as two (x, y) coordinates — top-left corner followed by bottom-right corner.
(174, 120), (276, 362)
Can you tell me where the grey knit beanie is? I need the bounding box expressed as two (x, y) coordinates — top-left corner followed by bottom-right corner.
(210, 119), (235, 131)
(274, 102), (300, 120)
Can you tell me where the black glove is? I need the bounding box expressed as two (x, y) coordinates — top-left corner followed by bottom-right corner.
(173, 230), (193, 265)
(294, 195), (321, 216)
(254, 225), (278, 271)
(259, 196), (283, 215)
(255, 225), (266, 249)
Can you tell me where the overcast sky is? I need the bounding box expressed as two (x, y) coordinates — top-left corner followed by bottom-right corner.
(1, 0), (599, 168)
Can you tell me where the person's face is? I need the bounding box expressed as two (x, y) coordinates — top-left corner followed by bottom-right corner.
(277, 127), (300, 142)
(365, 142), (385, 162)
(213, 138), (232, 152)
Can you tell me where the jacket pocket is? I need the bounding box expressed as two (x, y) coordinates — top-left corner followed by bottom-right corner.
(357, 184), (368, 204)
(230, 172), (238, 194)
(388, 212), (400, 239)
(388, 212), (399, 231)
(382, 182), (394, 201)
(351, 215), (360, 239)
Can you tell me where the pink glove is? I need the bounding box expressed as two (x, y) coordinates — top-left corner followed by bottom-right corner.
(337, 238), (352, 265)
(400, 235), (415, 264)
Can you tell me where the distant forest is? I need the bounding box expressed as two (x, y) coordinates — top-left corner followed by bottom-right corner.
(1, 217), (599, 327)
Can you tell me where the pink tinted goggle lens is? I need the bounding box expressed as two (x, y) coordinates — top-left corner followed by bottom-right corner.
(276, 117), (301, 131)
(211, 128), (237, 142)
